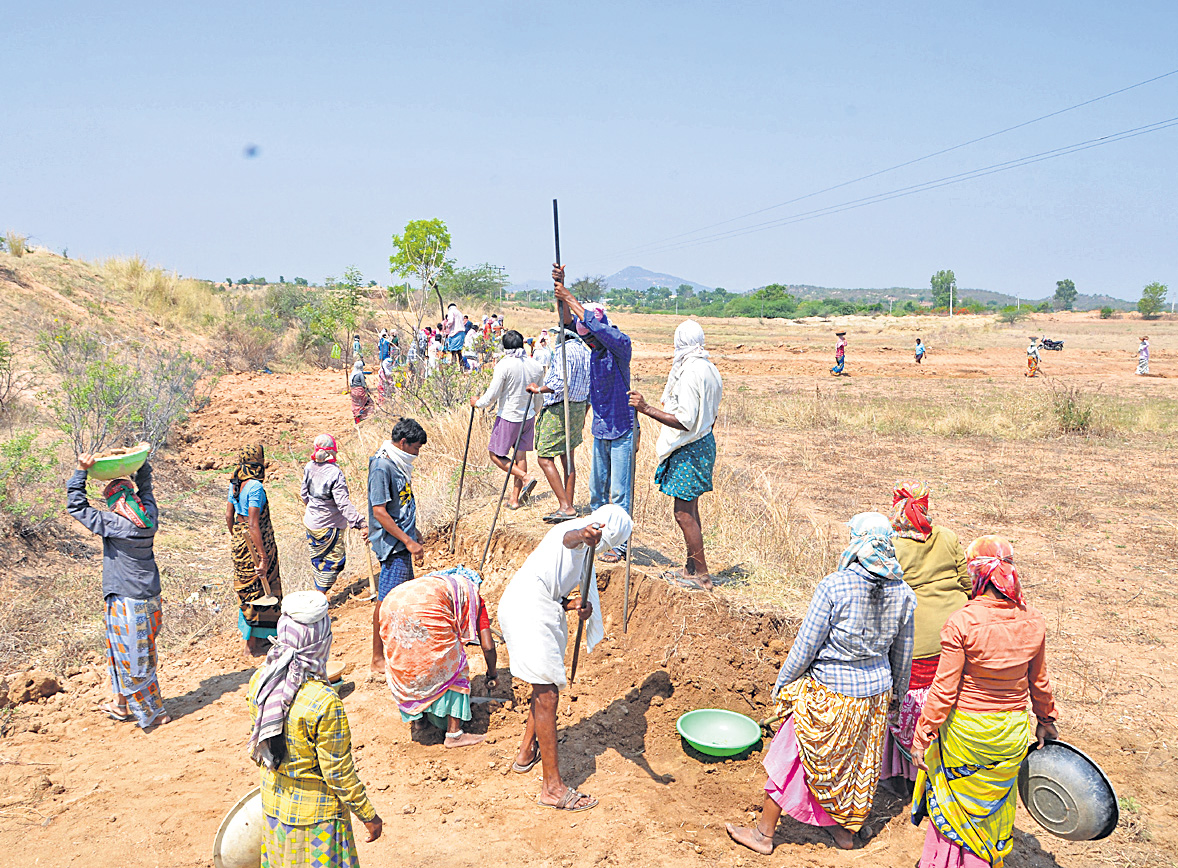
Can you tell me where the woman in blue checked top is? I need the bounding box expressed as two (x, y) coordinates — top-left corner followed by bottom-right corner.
(728, 512), (915, 854)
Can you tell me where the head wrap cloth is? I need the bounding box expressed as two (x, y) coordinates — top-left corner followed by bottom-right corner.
(965, 535), (1025, 608)
(231, 443), (265, 496)
(891, 479), (932, 542)
(838, 511), (904, 586)
(103, 478), (153, 529)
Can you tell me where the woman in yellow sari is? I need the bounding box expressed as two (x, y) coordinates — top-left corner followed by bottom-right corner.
(910, 536), (1059, 868)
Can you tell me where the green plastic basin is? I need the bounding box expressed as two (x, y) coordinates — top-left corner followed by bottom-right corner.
(676, 708), (761, 757)
(90, 442), (150, 480)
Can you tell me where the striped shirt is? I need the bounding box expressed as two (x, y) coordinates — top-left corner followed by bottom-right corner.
(541, 338), (591, 406)
(774, 565), (916, 699)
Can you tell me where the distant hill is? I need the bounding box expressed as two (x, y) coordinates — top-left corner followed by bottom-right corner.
(603, 266), (712, 293)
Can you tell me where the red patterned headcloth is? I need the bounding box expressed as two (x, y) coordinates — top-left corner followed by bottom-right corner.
(891, 479), (932, 542)
(965, 535), (1025, 608)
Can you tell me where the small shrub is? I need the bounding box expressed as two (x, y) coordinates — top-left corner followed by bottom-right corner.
(0, 432), (60, 536)
(1047, 381), (1107, 436)
(5, 231), (27, 257)
(1099, 306), (1114, 319)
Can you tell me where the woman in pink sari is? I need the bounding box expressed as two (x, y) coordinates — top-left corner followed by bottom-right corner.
(378, 566), (497, 748)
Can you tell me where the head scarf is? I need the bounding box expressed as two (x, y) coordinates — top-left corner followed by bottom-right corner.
(575, 302), (608, 337)
(311, 434), (338, 464)
(350, 359), (367, 388)
(248, 591), (332, 769)
(838, 511), (904, 586)
(103, 478), (153, 529)
(965, 535), (1025, 608)
(381, 357), (395, 376)
(231, 443), (265, 496)
(891, 479), (932, 541)
(661, 319), (710, 405)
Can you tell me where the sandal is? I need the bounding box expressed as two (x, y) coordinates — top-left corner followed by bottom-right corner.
(542, 511), (578, 524)
(520, 478), (538, 503)
(661, 569), (711, 591)
(101, 701), (130, 722)
(539, 787), (598, 812)
(599, 549), (625, 564)
(512, 740), (541, 773)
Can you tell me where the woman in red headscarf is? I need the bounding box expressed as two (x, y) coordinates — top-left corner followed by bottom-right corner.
(909, 536), (1059, 868)
(881, 481), (971, 786)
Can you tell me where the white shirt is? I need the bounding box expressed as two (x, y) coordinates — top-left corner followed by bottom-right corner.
(475, 355), (545, 422)
(655, 357), (723, 461)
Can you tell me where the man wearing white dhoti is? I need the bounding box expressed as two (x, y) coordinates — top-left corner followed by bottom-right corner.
(496, 504), (632, 813)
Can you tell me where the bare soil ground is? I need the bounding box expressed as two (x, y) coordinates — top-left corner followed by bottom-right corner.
(2, 308), (1176, 868)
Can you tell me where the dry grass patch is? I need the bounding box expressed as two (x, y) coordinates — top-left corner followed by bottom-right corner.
(103, 256), (224, 329)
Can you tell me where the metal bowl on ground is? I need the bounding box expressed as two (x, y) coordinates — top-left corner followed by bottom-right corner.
(89, 441), (150, 480)
(676, 709), (762, 757)
(213, 786), (264, 868)
(1018, 739), (1118, 841)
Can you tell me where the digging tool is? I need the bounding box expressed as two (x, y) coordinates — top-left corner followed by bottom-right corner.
(449, 404), (476, 554)
(568, 531), (599, 685)
(362, 532), (378, 602)
(478, 411), (531, 570)
(242, 528), (277, 607)
(553, 199), (573, 491)
(623, 411), (638, 633)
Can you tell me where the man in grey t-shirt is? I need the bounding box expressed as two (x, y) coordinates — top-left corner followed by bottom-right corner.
(367, 417), (427, 675)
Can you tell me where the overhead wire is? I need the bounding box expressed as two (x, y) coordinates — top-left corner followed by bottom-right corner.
(593, 67), (1178, 263)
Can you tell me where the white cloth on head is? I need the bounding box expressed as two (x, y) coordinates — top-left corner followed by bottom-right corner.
(282, 590), (330, 624)
(496, 505), (632, 688)
(655, 320), (723, 462)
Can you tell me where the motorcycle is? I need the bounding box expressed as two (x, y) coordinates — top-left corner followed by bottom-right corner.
(1040, 337), (1065, 351)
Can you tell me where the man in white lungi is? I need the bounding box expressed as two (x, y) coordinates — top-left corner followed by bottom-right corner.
(497, 504), (632, 813)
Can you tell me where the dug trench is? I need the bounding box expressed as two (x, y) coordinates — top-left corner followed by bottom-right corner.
(2, 524), (1075, 868)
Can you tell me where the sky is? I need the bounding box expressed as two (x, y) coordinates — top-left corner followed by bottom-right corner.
(3, 2), (1176, 301)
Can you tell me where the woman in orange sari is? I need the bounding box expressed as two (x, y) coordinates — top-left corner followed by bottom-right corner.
(378, 566), (497, 748)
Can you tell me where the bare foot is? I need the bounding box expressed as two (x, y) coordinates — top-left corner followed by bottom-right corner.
(444, 732), (485, 748)
(148, 714), (172, 728)
(827, 825), (856, 850)
(726, 823), (774, 855)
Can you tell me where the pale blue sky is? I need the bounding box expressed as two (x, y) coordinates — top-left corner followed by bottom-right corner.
(3, 2), (1175, 300)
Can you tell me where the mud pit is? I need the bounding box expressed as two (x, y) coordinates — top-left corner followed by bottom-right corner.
(3, 309), (1176, 867)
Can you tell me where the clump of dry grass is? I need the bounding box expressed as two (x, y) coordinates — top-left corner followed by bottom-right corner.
(104, 256), (224, 328)
(4, 231), (27, 257)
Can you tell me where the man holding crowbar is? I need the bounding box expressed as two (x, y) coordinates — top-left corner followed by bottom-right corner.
(497, 504), (632, 812)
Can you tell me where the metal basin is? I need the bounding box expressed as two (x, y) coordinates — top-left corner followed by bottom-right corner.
(1018, 739), (1118, 841)
(213, 786), (264, 868)
(676, 709), (761, 757)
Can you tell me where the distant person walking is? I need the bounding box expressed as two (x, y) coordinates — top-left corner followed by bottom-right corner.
(367, 418), (427, 676)
(554, 264), (635, 564)
(527, 329), (591, 523)
(1025, 337), (1041, 378)
(68, 456), (171, 728)
(914, 338), (925, 365)
(350, 360), (374, 422)
(831, 331), (847, 375)
(300, 434), (367, 595)
(629, 320), (723, 591)
(444, 303), (465, 367)
(227, 443), (283, 656)
(471, 329), (545, 509)
(1137, 336), (1150, 375)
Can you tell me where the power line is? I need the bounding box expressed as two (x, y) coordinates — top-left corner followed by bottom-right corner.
(625, 116), (1178, 257)
(595, 67), (1178, 263)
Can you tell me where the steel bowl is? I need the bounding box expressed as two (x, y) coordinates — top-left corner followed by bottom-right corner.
(213, 786), (264, 868)
(1018, 739), (1118, 841)
(676, 709), (762, 757)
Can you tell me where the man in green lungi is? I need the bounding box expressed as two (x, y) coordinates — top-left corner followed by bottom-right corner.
(629, 320), (723, 591)
(527, 328), (591, 523)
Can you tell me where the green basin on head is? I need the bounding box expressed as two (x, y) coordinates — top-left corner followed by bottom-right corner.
(89, 442), (150, 480)
(676, 709), (761, 757)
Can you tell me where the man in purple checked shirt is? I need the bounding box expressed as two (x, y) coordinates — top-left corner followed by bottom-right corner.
(553, 264), (634, 563)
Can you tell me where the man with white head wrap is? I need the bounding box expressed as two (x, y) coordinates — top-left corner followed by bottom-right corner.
(248, 591), (383, 867)
(629, 319), (723, 590)
(498, 504), (632, 812)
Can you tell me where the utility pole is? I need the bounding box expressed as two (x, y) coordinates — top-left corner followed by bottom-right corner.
(949, 283), (954, 319)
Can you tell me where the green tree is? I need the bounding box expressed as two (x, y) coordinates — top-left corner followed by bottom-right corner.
(676, 283), (696, 302)
(389, 219), (453, 329)
(998, 304), (1029, 325)
(438, 263), (510, 302)
(1138, 281), (1168, 319)
(319, 266), (365, 367)
(571, 276), (607, 303)
(1054, 279), (1077, 311)
(930, 270), (956, 309)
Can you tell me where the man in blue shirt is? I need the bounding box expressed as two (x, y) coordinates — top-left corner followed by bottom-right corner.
(553, 265), (634, 563)
(367, 417), (427, 675)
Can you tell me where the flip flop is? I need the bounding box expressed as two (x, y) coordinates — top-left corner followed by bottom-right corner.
(599, 549), (624, 564)
(520, 478), (538, 503)
(506, 502), (521, 511)
(100, 701), (130, 722)
(538, 788), (598, 813)
(512, 740), (541, 773)
(661, 569), (710, 592)
(542, 511), (578, 524)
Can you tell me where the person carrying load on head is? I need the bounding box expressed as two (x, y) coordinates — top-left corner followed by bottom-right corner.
(1025, 337), (1041, 377)
(378, 565), (497, 748)
(68, 454), (171, 728)
(227, 443), (283, 656)
(879, 481), (970, 788)
(910, 536), (1059, 868)
(831, 331), (847, 375)
(1136, 335), (1150, 375)
(300, 434), (367, 596)
(498, 505), (633, 813)
(248, 591), (383, 868)
(629, 319), (723, 591)
(526, 327), (591, 523)
(553, 264), (635, 564)
(727, 513), (915, 854)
